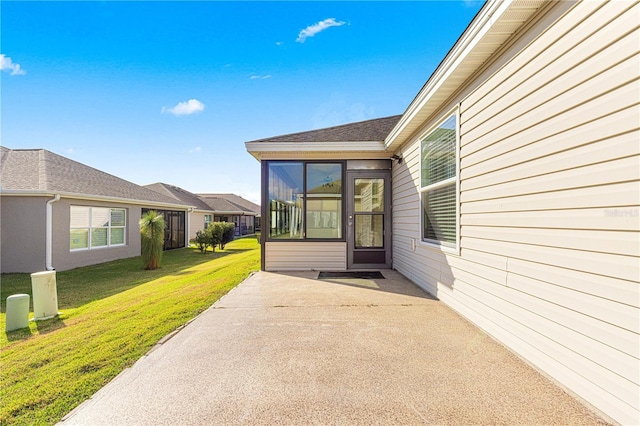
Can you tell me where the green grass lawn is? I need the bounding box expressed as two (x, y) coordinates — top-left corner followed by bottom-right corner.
(0, 236), (260, 425)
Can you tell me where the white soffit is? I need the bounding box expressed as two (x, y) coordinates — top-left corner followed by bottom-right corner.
(385, 0), (547, 151)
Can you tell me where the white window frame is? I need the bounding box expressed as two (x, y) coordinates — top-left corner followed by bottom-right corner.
(204, 214), (213, 230)
(70, 206), (127, 251)
(419, 107), (460, 254)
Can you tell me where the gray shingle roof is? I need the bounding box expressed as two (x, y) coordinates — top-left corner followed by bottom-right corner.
(200, 197), (246, 213)
(144, 183), (213, 211)
(143, 185), (259, 215)
(0, 148), (185, 206)
(246, 115), (402, 143)
(197, 193), (260, 214)
(197, 195), (258, 215)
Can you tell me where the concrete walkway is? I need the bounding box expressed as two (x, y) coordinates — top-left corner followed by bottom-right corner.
(61, 270), (608, 425)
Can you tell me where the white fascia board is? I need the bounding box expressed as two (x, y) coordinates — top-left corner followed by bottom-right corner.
(385, 0), (513, 151)
(0, 189), (193, 210)
(248, 151), (392, 161)
(245, 140), (388, 161)
(246, 140), (386, 152)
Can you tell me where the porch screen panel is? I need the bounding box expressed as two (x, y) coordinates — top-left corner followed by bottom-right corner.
(141, 209), (184, 250)
(165, 211), (185, 250)
(354, 178), (384, 212)
(268, 162), (303, 239)
(355, 215), (383, 248)
(306, 163), (342, 239)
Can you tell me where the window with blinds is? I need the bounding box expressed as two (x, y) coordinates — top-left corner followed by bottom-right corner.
(70, 206), (126, 250)
(420, 113), (458, 248)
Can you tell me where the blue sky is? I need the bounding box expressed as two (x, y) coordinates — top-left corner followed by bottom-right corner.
(1, 1), (483, 204)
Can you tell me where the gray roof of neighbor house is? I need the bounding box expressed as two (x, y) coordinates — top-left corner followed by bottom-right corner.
(0, 147), (187, 207)
(197, 193), (260, 215)
(144, 183), (213, 211)
(197, 194), (259, 215)
(247, 115), (402, 143)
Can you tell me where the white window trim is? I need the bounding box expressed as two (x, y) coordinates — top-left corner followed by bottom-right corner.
(204, 214), (213, 229)
(109, 208), (127, 248)
(70, 206), (127, 251)
(419, 106), (460, 254)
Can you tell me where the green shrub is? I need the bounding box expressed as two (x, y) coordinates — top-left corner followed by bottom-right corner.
(207, 222), (224, 252)
(219, 222), (236, 250)
(191, 222), (236, 254)
(191, 222), (235, 253)
(192, 230), (210, 254)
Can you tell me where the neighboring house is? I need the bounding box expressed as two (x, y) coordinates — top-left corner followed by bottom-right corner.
(144, 183), (217, 242)
(144, 184), (261, 239)
(0, 148), (191, 273)
(246, 1), (639, 425)
(197, 193), (260, 236)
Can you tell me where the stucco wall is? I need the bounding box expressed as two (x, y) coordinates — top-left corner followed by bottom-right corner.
(51, 198), (143, 272)
(189, 211), (208, 240)
(0, 196), (48, 273)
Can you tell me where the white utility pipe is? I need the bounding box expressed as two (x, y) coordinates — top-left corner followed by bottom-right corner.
(45, 194), (61, 271)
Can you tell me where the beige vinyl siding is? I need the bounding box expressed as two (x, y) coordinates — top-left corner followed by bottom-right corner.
(464, 1), (636, 127)
(462, 180), (639, 217)
(392, 2), (639, 424)
(52, 199), (143, 272)
(265, 242), (346, 271)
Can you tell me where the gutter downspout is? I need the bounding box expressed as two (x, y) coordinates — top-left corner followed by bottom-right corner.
(186, 207), (194, 247)
(46, 194), (61, 271)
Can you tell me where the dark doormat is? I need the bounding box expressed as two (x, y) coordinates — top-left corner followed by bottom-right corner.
(318, 271), (385, 279)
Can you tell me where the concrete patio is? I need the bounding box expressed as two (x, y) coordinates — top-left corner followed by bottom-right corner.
(61, 270), (609, 425)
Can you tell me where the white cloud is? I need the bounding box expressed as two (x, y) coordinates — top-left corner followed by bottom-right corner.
(188, 146), (201, 153)
(296, 18), (346, 43)
(250, 75), (271, 80)
(0, 54), (26, 75)
(162, 99), (205, 116)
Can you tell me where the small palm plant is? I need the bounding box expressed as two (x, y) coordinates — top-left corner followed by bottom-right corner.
(140, 210), (166, 270)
